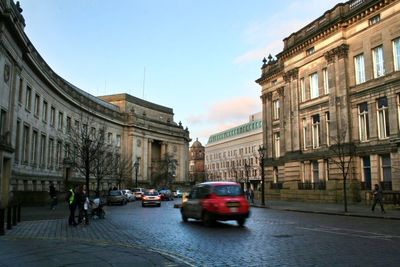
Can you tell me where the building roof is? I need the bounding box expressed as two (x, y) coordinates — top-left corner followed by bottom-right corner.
(207, 119), (262, 145)
(191, 138), (203, 148)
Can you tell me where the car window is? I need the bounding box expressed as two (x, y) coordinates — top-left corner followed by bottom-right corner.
(213, 185), (241, 196)
(144, 191), (159, 196)
(110, 191), (121, 196)
(190, 187), (199, 199)
(198, 186), (211, 199)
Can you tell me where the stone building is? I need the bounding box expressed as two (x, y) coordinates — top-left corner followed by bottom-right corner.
(205, 113), (263, 190)
(0, 0), (190, 205)
(256, 0), (400, 203)
(189, 138), (205, 184)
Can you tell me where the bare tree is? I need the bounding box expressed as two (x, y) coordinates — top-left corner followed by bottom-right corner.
(114, 154), (133, 189)
(328, 129), (356, 212)
(92, 147), (115, 197)
(65, 114), (108, 196)
(152, 153), (178, 188)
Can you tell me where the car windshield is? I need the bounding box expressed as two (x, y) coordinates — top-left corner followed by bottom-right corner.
(110, 191), (121, 196)
(144, 191), (159, 196)
(213, 185), (242, 196)
(133, 189), (141, 192)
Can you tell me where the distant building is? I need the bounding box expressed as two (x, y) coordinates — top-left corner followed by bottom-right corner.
(0, 0), (190, 205)
(256, 0), (400, 203)
(189, 138), (205, 184)
(205, 113), (263, 190)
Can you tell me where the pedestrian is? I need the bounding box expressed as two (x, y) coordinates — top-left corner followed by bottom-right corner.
(249, 188), (254, 204)
(76, 185), (85, 224)
(49, 182), (57, 210)
(81, 185), (90, 225)
(66, 185), (78, 226)
(371, 183), (385, 213)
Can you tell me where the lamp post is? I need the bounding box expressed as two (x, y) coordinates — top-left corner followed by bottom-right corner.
(258, 145), (266, 206)
(134, 160), (140, 188)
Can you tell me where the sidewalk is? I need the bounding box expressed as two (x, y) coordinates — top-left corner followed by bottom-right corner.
(251, 199), (400, 220)
(0, 204), (192, 267)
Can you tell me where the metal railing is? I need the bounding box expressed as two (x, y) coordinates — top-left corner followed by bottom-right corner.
(270, 182), (283, 190)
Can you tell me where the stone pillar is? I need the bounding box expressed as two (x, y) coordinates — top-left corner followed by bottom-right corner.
(304, 161), (311, 182)
(318, 159), (325, 182)
(370, 154), (379, 186)
(265, 92), (273, 159)
(147, 139), (153, 184)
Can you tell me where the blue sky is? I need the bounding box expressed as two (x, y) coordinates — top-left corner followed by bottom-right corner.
(20, 0), (340, 145)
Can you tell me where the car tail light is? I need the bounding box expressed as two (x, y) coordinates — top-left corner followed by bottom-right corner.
(142, 196), (147, 200)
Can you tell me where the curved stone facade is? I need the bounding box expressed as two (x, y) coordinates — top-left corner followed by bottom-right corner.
(0, 0), (190, 205)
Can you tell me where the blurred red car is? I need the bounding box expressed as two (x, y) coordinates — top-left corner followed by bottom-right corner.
(159, 189), (174, 201)
(180, 182), (250, 227)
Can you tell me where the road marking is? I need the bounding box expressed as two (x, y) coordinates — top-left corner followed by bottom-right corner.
(298, 226), (398, 241)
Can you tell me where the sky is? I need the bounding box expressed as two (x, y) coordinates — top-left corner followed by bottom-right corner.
(19, 0), (340, 146)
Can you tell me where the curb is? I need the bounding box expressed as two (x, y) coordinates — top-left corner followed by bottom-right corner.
(250, 204), (400, 220)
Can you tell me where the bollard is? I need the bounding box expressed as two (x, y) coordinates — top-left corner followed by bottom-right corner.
(17, 203), (21, 223)
(0, 208), (5, 235)
(6, 206), (12, 230)
(12, 205), (17, 226)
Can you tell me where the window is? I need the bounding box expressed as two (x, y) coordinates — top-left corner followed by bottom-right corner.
(325, 112), (330, 146)
(31, 130), (38, 165)
(34, 94), (40, 117)
(312, 114), (320, 148)
(56, 140), (62, 167)
(58, 112), (63, 130)
(393, 38), (400, 71)
(42, 101), (48, 122)
(381, 154), (392, 185)
(362, 156), (372, 190)
(18, 77), (23, 103)
(322, 68), (329, 94)
(22, 124), (30, 163)
(372, 45), (385, 78)
(48, 138), (54, 169)
(309, 72), (319, 99)
(273, 100), (280, 120)
(116, 135), (121, 147)
(15, 120), (21, 162)
(377, 97), (389, 139)
(354, 54), (366, 84)
(302, 118), (307, 149)
(274, 132), (280, 158)
(40, 134), (46, 168)
(312, 161), (319, 182)
(50, 106), (55, 127)
(306, 47), (315, 55)
(0, 109), (6, 137)
(108, 132), (113, 144)
(66, 116), (71, 133)
(300, 78), (306, 102)
(369, 14), (380, 25)
(25, 86), (32, 111)
(358, 102), (369, 142)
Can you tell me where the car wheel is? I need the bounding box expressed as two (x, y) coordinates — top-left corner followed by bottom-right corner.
(202, 211), (214, 227)
(237, 218), (246, 227)
(141, 203), (145, 207)
(157, 203), (161, 207)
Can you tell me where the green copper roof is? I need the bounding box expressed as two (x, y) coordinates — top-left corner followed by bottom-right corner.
(207, 119), (262, 144)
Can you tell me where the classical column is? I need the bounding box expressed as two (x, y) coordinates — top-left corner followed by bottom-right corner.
(147, 139), (153, 184)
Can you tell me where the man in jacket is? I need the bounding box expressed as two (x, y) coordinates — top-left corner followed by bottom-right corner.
(66, 185), (79, 226)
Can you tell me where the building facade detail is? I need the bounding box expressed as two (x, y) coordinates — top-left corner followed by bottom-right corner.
(0, 0), (190, 205)
(256, 0), (400, 203)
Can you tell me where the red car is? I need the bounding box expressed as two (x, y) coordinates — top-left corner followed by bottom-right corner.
(180, 182), (250, 227)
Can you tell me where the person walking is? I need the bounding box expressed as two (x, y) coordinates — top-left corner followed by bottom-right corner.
(371, 183), (385, 213)
(66, 185), (78, 226)
(249, 188), (254, 204)
(80, 185), (90, 225)
(49, 182), (57, 210)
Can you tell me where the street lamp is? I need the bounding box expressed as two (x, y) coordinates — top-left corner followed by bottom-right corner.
(134, 159), (140, 188)
(258, 145), (266, 206)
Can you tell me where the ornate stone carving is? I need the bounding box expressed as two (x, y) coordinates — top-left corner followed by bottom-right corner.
(283, 68), (299, 82)
(324, 44), (349, 63)
(266, 92), (273, 101)
(277, 87), (285, 97)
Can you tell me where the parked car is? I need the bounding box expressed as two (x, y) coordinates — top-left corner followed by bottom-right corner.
(173, 190), (183, 198)
(132, 188), (145, 200)
(159, 189), (174, 201)
(107, 190), (127, 205)
(180, 182), (250, 227)
(142, 189), (161, 207)
(121, 189), (135, 202)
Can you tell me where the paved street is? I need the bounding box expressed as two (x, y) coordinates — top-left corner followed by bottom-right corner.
(2, 200), (400, 267)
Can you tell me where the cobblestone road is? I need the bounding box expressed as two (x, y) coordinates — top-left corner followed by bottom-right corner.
(2, 200), (400, 266)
